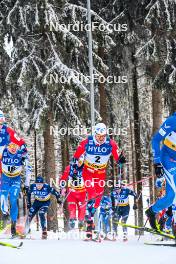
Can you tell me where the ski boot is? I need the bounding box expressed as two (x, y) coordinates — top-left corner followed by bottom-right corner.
(11, 221), (17, 238)
(104, 232), (117, 241)
(84, 199), (96, 241)
(158, 215), (167, 231)
(78, 220), (84, 231)
(104, 234), (113, 241)
(2, 213), (10, 229)
(84, 219), (95, 241)
(113, 230), (118, 241)
(145, 207), (160, 231)
(0, 219), (3, 232)
(69, 219), (76, 230)
(123, 232), (128, 242)
(172, 224), (176, 238)
(92, 231), (102, 242)
(42, 228), (47, 239)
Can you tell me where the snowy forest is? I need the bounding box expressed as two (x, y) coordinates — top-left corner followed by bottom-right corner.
(0, 0), (176, 235)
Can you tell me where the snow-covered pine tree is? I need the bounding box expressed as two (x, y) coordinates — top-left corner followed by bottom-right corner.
(3, 0), (116, 230)
(136, 0), (176, 113)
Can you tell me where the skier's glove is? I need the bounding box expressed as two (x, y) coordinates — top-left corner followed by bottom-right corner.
(22, 156), (26, 165)
(22, 185), (29, 195)
(133, 204), (137, 210)
(118, 152), (126, 164)
(155, 177), (165, 188)
(57, 197), (63, 205)
(154, 163), (164, 178)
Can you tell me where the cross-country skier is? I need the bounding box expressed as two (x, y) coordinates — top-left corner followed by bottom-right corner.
(0, 142), (31, 237)
(146, 112), (176, 231)
(59, 155), (86, 230)
(111, 182), (137, 241)
(98, 195), (113, 240)
(25, 176), (61, 239)
(0, 110), (28, 199)
(70, 123), (126, 239)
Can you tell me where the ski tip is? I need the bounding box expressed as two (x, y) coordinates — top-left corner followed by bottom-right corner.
(144, 242), (176, 247)
(17, 242), (23, 249)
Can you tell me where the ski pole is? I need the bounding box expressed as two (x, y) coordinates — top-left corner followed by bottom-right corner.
(111, 162), (124, 236)
(127, 175), (155, 187)
(137, 218), (148, 241)
(48, 189), (72, 222)
(136, 190), (142, 203)
(79, 191), (104, 208)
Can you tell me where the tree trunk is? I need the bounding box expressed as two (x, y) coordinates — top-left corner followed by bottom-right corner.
(43, 111), (58, 232)
(132, 55), (143, 228)
(127, 77), (138, 231)
(98, 41), (111, 196)
(98, 44), (107, 125)
(61, 136), (70, 232)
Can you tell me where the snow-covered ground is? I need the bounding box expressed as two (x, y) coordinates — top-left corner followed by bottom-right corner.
(1, 186), (175, 264)
(0, 229), (176, 264)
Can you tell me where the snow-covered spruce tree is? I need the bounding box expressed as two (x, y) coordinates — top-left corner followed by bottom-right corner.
(136, 0), (176, 113)
(98, 0), (155, 227)
(0, 0), (12, 99)
(131, 0), (176, 206)
(70, 0), (128, 193)
(4, 0), (115, 230)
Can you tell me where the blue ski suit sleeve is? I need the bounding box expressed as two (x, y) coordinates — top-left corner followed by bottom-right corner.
(152, 113), (176, 164)
(50, 186), (60, 199)
(128, 189), (137, 198)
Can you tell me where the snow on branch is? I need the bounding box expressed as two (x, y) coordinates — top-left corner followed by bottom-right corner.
(163, 0), (173, 30)
(109, 10), (126, 24)
(6, 45), (43, 86)
(65, 3), (112, 34)
(7, 0), (19, 27)
(45, 2), (83, 47)
(145, 0), (175, 30)
(43, 33), (89, 95)
(134, 35), (156, 58)
(168, 65), (176, 84)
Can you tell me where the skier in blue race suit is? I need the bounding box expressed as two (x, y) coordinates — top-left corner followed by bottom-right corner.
(146, 112), (176, 230)
(0, 110), (28, 191)
(0, 142), (31, 237)
(98, 195), (113, 240)
(111, 183), (137, 241)
(25, 176), (61, 239)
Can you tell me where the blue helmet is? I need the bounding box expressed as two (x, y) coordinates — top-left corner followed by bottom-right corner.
(36, 176), (44, 183)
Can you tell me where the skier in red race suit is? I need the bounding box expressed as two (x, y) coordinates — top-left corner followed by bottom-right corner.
(59, 155), (86, 230)
(70, 123), (126, 239)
